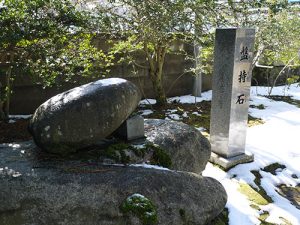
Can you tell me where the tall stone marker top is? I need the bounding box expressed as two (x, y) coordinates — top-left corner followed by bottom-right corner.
(210, 28), (255, 161)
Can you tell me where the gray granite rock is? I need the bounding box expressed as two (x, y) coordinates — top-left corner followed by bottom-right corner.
(145, 119), (211, 174)
(0, 141), (227, 225)
(29, 78), (141, 155)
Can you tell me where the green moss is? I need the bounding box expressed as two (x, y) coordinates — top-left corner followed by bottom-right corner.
(250, 204), (260, 210)
(279, 217), (292, 225)
(179, 208), (186, 218)
(248, 115), (265, 127)
(238, 183), (270, 205)
(250, 104), (265, 110)
(131, 146), (147, 157)
(147, 144), (172, 168)
(266, 95), (300, 108)
(259, 211), (274, 225)
(121, 193), (158, 225)
(102, 142), (135, 164)
(183, 113), (211, 132)
(263, 163), (286, 175)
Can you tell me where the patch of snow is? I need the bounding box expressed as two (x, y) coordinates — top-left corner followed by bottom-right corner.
(93, 78), (126, 86)
(8, 143), (21, 148)
(192, 111), (201, 116)
(44, 126), (50, 132)
(167, 114), (182, 121)
(139, 109), (153, 116)
(9, 115), (32, 119)
(251, 83), (300, 100)
(139, 99), (156, 105)
(43, 78), (126, 107)
(182, 112), (188, 118)
(167, 109), (177, 113)
(195, 127), (206, 132)
(203, 163), (261, 225)
(129, 193), (146, 199)
(8, 119), (16, 123)
(203, 84), (300, 225)
(132, 144), (146, 149)
(130, 163), (170, 171)
(168, 90), (212, 104)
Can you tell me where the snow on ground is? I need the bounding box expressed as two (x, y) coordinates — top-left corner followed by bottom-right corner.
(168, 90), (212, 103)
(139, 109), (153, 116)
(139, 90), (212, 106)
(8, 115), (32, 123)
(139, 84), (300, 224)
(9, 115), (32, 119)
(203, 84), (300, 225)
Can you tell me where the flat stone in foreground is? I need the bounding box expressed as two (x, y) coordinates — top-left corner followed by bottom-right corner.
(0, 141), (227, 225)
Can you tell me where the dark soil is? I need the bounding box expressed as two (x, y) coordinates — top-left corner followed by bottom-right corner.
(277, 184), (300, 210)
(138, 101), (212, 131)
(0, 119), (32, 143)
(266, 95), (300, 108)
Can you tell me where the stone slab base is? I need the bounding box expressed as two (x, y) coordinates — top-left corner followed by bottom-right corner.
(209, 152), (254, 170)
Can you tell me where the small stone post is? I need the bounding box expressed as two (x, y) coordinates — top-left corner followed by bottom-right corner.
(209, 28), (255, 169)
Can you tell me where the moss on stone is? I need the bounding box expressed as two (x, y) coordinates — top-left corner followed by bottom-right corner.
(207, 208), (229, 225)
(131, 146), (147, 158)
(238, 183), (270, 206)
(121, 193), (158, 225)
(250, 204), (260, 210)
(248, 115), (265, 127)
(259, 211), (273, 225)
(102, 142), (136, 164)
(183, 113), (211, 132)
(147, 144), (172, 168)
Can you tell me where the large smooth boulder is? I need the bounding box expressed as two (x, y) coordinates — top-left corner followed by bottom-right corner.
(0, 141), (227, 225)
(145, 119), (211, 174)
(29, 78), (141, 155)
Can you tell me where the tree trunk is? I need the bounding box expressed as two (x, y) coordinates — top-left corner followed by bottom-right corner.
(3, 65), (12, 120)
(0, 52), (14, 122)
(0, 81), (6, 121)
(145, 44), (167, 106)
(150, 70), (167, 106)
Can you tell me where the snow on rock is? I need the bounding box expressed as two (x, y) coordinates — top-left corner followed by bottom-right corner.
(130, 163), (170, 171)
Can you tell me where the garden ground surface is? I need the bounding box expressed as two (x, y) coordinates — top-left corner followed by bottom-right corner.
(137, 84), (300, 225)
(1, 84), (300, 225)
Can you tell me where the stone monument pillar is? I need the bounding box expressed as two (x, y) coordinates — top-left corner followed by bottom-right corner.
(209, 28), (255, 169)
